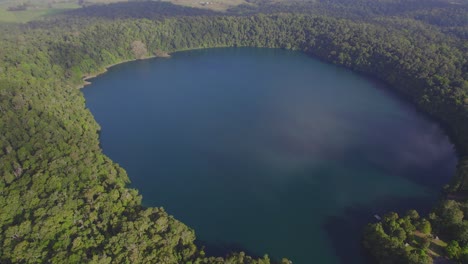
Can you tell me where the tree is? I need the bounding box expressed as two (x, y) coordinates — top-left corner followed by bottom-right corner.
(460, 251), (468, 264)
(446, 240), (461, 260)
(420, 237), (431, 250)
(407, 250), (432, 264)
(406, 210), (420, 221)
(455, 220), (468, 244)
(395, 228), (407, 242)
(418, 220), (432, 235)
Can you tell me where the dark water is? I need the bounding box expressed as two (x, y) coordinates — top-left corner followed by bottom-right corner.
(83, 48), (456, 264)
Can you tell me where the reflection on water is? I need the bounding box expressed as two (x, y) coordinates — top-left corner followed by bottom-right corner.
(83, 48), (456, 264)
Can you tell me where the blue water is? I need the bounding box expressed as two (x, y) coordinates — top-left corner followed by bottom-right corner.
(83, 48), (456, 263)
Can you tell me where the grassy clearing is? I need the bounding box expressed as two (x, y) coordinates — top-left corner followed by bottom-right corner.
(83, 0), (251, 11)
(0, 0), (252, 22)
(0, 1), (80, 23)
(0, 7), (16, 22)
(413, 231), (448, 258)
(162, 0), (249, 11)
(0, 0), (255, 23)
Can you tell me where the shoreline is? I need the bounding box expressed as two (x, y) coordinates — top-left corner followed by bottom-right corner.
(78, 45), (242, 89)
(77, 46), (465, 196)
(79, 52), (171, 89)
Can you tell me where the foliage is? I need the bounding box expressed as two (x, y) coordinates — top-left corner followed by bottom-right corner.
(419, 220), (432, 235)
(363, 212), (437, 263)
(446, 240), (461, 259)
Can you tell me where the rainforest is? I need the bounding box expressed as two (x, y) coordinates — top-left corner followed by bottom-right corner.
(0, 0), (467, 263)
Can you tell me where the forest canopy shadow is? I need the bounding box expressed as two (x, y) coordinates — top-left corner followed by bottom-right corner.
(196, 239), (263, 259)
(324, 196), (439, 264)
(64, 2), (219, 20)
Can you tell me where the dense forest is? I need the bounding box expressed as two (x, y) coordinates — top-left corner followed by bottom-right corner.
(0, 0), (467, 263)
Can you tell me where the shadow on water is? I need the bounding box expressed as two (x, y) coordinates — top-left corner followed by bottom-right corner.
(196, 240), (262, 259)
(324, 196), (441, 264)
(344, 142), (456, 193)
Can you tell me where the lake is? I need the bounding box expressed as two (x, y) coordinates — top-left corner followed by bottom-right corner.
(83, 48), (457, 263)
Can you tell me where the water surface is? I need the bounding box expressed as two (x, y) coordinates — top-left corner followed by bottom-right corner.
(83, 48), (456, 263)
